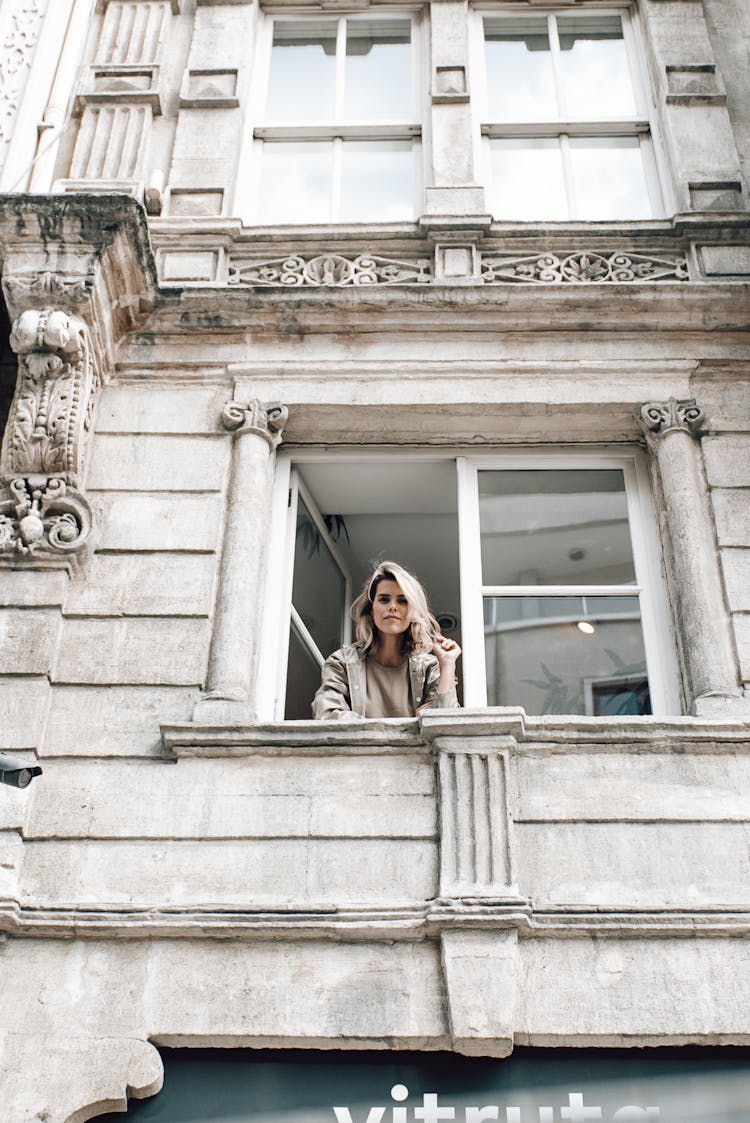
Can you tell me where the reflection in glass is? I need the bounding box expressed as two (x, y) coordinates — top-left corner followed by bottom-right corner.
(569, 137), (651, 219)
(484, 595), (649, 715)
(484, 17), (556, 121)
(557, 16), (636, 118)
(284, 622), (323, 720)
(266, 21), (337, 120)
(340, 141), (413, 221)
(291, 496), (346, 658)
(478, 469), (636, 586)
(488, 138), (566, 220)
(258, 142), (333, 224)
(345, 19), (412, 120)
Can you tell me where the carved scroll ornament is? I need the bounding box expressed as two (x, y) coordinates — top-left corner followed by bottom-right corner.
(640, 398), (704, 440)
(0, 475), (92, 556)
(1, 307), (96, 485)
(221, 399), (289, 450)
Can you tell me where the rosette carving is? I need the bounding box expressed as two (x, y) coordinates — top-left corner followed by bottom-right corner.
(0, 475), (92, 556)
(1, 308), (96, 485)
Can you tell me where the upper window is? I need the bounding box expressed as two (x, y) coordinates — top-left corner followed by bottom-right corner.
(247, 14), (422, 224)
(475, 9), (664, 220)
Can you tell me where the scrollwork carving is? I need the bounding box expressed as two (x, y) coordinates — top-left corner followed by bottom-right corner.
(228, 253), (432, 288)
(481, 251), (689, 285)
(0, 475), (92, 556)
(221, 399), (289, 450)
(0, 0), (48, 149)
(640, 398), (704, 441)
(3, 270), (92, 307)
(1, 307), (96, 485)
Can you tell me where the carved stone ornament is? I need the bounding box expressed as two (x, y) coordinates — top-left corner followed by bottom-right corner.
(221, 399), (289, 449)
(228, 253), (432, 288)
(0, 475), (92, 556)
(640, 398), (705, 440)
(1, 307), (96, 485)
(481, 251), (690, 285)
(0, 0), (49, 149)
(3, 269), (92, 307)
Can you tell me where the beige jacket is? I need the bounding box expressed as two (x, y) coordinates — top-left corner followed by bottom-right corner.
(312, 643), (459, 720)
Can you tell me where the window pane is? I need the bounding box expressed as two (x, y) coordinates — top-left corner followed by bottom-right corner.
(478, 469), (636, 586)
(292, 496), (346, 658)
(484, 595), (649, 715)
(484, 17), (557, 121)
(344, 19), (412, 120)
(557, 15), (637, 118)
(569, 137), (652, 219)
(488, 138), (567, 220)
(266, 21), (337, 121)
(258, 142), (332, 224)
(340, 140), (413, 221)
(284, 623), (322, 720)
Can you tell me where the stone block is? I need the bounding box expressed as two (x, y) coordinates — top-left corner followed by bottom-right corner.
(160, 250), (219, 282)
(0, 676), (50, 750)
(167, 189), (224, 217)
(43, 685), (199, 756)
(146, 940), (445, 1042)
(169, 111), (240, 188)
(25, 756), (436, 840)
(703, 435), (750, 486)
(86, 433), (229, 491)
(699, 245), (750, 276)
(0, 609), (61, 675)
(63, 553), (216, 617)
(53, 617), (210, 685)
(20, 837), (437, 907)
(95, 385), (225, 434)
(97, 492), (224, 551)
(712, 489), (750, 547)
(721, 549), (750, 611)
(514, 822), (750, 907)
(518, 936), (750, 1041)
(189, 5), (253, 65)
(692, 376), (750, 426)
(0, 830), (23, 896)
(0, 570), (67, 608)
(441, 929), (517, 1057)
(733, 614), (750, 682)
(516, 751), (750, 821)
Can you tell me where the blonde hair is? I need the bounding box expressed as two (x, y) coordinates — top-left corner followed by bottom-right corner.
(351, 561), (439, 655)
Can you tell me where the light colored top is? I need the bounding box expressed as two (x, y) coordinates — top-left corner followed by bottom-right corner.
(364, 655), (414, 718)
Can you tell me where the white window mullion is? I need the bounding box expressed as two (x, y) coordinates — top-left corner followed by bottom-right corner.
(335, 16), (346, 118)
(331, 136), (343, 220)
(560, 133), (577, 219)
(548, 14), (567, 120)
(457, 456), (488, 708)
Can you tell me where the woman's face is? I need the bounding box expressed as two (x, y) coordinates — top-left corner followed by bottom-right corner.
(371, 578), (411, 638)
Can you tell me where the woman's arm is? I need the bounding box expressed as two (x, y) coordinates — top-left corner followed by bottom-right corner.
(418, 638), (462, 711)
(312, 650), (363, 720)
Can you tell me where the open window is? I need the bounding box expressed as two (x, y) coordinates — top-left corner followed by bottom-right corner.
(263, 450), (678, 721)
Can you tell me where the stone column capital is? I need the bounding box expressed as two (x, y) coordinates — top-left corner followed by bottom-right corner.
(221, 399), (289, 449)
(640, 397), (704, 441)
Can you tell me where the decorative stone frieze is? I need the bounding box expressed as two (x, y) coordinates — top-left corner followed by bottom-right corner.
(194, 395), (289, 723)
(228, 253), (432, 288)
(639, 397), (742, 714)
(481, 250), (690, 285)
(0, 0), (49, 153)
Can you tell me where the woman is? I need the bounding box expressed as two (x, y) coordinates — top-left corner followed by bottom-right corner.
(312, 561), (461, 720)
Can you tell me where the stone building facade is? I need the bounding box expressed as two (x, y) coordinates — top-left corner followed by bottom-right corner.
(0, 0), (749, 1119)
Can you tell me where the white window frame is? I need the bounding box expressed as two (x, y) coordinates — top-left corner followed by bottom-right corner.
(261, 446), (680, 721)
(238, 7), (425, 225)
(471, 3), (667, 220)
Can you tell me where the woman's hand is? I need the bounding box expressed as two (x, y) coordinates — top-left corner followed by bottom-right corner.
(432, 634), (461, 695)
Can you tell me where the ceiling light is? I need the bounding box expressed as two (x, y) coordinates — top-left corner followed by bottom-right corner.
(576, 620), (596, 635)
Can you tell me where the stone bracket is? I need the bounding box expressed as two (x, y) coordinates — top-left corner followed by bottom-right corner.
(441, 928), (518, 1057)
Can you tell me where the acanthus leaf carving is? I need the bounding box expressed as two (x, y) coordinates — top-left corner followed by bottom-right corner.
(0, 475), (92, 557)
(2, 307), (97, 485)
(3, 269), (93, 308)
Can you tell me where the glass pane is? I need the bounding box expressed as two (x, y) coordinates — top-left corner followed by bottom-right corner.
(266, 20), (337, 121)
(344, 19), (412, 120)
(569, 137), (652, 220)
(292, 495), (346, 658)
(484, 17), (557, 121)
(557, 15), (637, 118)
(340, 140), (413, 221)
(258, 142), (333, 224)
(284, 622), (323, 720)
(484, 595), (649, 715)
(488, 138), (567, 220)
(478, 469), (636, 586)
